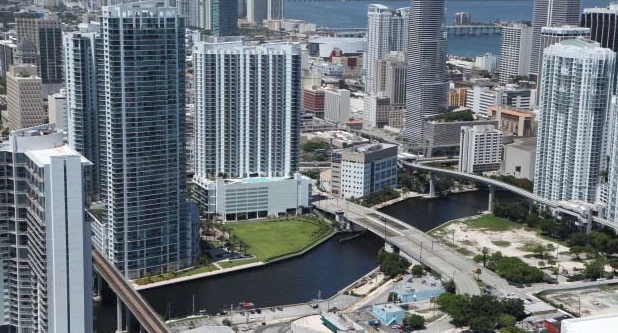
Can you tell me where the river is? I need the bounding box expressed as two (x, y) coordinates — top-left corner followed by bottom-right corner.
(284, 0), (609, 57)
(94, 190), (524, 332)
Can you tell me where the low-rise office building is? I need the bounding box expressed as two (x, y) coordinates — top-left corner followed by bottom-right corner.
(459, 125), (503, 174)
(423, 119), (499, 157)
(332, 143), (398, 199)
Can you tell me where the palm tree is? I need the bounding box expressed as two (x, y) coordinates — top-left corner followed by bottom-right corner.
(481, 247), (489, 267)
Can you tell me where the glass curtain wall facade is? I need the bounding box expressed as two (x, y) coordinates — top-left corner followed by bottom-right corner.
(100, 3), (193, 279)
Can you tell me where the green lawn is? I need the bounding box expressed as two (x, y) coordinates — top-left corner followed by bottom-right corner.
(226, 219), (330, 261)
(218, 258), (257, 269)
(465, 215), (522, 231)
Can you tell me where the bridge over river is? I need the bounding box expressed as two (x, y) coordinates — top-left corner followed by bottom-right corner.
(314, 198), (530, 299)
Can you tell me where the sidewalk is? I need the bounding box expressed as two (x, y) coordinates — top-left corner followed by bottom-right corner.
(132, 261), (265, 290)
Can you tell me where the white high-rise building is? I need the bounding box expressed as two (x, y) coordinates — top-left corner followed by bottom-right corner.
(499, 23), (533, 85)
(535, 38), (614, 203)
(192, 40), (301, 180)
(530, 0), (582, 75)
(404, 0), (448, 143)
(0, 124), (93, 333)
(364, 4), (391, 96)
(97, 3), (195, 279)
(459, 125), (503, 174)
(539, 26), (590, 74)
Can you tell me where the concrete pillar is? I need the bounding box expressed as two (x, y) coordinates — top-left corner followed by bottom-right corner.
(96, 273), (102, 298)
(528, 201), (533, 215)
(125, 307), (132, 332)
(116, 296), (123, 333)
(488, 185), (495, 212)
(586, 206), (593, 234)
(429, 172), (436, 197)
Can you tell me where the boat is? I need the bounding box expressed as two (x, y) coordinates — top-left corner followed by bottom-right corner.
(239, 301), (255, 309)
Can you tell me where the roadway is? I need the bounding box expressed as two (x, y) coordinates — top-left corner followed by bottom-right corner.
(314, 198), (538, 301)
(92, 249), (170, 333)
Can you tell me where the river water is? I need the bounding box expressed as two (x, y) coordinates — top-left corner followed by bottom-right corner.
(284, 0), (609, 57)
(95, 190), (524, 332)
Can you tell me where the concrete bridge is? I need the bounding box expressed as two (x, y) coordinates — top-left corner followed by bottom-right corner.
(402, 161), (618, 232)
(314, 198), (531, 299)
(445, 25), (502, 36)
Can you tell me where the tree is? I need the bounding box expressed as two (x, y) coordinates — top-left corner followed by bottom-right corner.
(584, 257), (605, 280)
(378, 252), (410, 278)
(404, 314), (425, 330)
(442, 279), (456, 294)
(469, 316), (495, 333)
(498, 314), (516, 328)
(481, 247), (489, 267)
(411, 264), (423, 276)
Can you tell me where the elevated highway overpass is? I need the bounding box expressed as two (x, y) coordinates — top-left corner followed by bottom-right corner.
(93, 249), (170, 333)
(402, 161), (618, 231)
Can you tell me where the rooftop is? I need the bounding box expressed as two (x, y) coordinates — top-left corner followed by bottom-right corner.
(560, 313), (618, 333)
(505, 137), (536, 152)
(348, 142), (397, 153)
(322, 313), (364, 332)
(373, 303), (404, 313)
(25, 145), (91, 167)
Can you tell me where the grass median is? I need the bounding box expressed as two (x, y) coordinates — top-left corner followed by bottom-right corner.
(226, 218), (332, 261)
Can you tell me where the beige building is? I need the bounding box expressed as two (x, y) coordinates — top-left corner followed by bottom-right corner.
(449, 87), (468, 107)
(6, 64), (45, 130)
(488, 105), (536, 136)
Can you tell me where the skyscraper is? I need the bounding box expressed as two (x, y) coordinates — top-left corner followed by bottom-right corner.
(582, 3), (618, 52)
(247, 0), (268, 23)
(539, 25), (590, 74)
(365, 4), (391, 97)
(0, 124), (93, 333)
(5, 64), (45, 130)
(63, 24), (100, 198)
(363, 4), (391, 130)
(390, 7), (409, 53)
(530, 0), (582, 76)
(192, 40), (301, 179)
(16, 13), (63, 94)
(247, 0), (283, 23)
(499, 23), (533, 85)
(98, 3), (194, 279)
(212, 0), (238, 36)
(268, 0), (283, 20)
(404, 0), (448, 143)
(534, 38), (614, 203)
